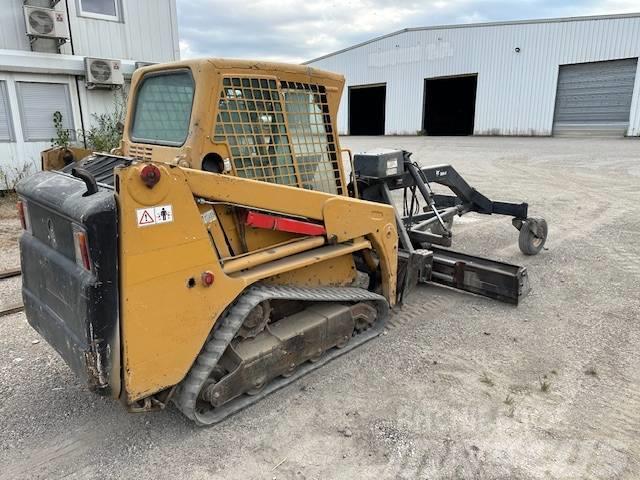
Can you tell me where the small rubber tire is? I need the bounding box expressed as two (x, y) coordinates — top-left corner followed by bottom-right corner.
(518, 217), (548, 255)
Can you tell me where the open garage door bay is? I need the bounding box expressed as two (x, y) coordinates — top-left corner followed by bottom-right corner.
(423, 75), (477, 136)
(553, 58), (638, 136)
(349, 84), (386, 135)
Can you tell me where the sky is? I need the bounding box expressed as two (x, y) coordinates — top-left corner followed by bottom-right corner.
(176, 0), (639, 63)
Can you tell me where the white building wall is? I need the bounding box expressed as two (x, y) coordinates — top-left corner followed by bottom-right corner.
(66, 0), (180, 62)
(0, 0), (179, 187)
(0, 71), (82, 187)
(0, 0), (179, 61)
(0, 79), (129, 186)
(629, 61), (640, 137)
(307, 14), (640, 136)
(0, 2), (31, 52)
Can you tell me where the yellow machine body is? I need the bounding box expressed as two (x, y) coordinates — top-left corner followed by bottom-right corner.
(115, 59), (398, 403)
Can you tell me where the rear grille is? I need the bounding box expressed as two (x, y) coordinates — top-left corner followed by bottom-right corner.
(128, 144), (154, 161)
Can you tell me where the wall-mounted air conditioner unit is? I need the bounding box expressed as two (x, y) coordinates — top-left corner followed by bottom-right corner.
(24, 5), (69, 39)
(84, 58), (125, 89)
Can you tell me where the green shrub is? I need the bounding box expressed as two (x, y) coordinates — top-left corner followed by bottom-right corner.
(50, 90), (127, 153)
(51, 111), (71, 148)
(82, 91), (127, 152)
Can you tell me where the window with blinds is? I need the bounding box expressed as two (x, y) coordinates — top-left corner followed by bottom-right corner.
(0, 81), (14, 142)
(16, 82), (75, 142)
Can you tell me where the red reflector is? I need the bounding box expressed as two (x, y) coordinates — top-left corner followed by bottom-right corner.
(73, 228), (92, 271)
(140, 164), (161, 188)
(16, 200), (26, 230)
(245, 211), (326, 236)
(201, 271), (214, 286)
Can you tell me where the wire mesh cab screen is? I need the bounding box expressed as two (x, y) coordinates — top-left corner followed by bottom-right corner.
(214, 76), (343, 195)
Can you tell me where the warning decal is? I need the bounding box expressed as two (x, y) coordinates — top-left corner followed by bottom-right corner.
(136, 205), (173, 227)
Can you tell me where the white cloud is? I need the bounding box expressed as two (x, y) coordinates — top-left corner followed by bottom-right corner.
(179, 40), (195, 59)
(582, 0), (640, 15)
(176, 0), (640, 63)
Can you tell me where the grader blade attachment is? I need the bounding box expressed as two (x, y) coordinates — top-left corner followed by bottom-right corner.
(354, 149), (546, 305)
(430, 247), (530, 305)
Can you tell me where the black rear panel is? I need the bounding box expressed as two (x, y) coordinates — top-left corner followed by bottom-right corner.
(16, 170), (119, 396)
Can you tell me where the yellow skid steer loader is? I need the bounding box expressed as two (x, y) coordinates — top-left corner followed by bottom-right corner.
(16, 59), (547, 425)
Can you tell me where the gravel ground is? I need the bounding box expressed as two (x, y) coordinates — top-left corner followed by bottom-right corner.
(0, 193), (22, 311)
(0, 136), (639, 479)
(0, 192), (21, 272)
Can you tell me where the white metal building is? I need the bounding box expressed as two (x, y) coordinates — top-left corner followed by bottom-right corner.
(0, 0), (180, 186)
(305, 14), (640, 138)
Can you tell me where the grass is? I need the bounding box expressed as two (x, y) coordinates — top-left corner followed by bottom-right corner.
(504, 394), (516, 418)
(539, 375), (551, 393)
(0, 162), (34, 192)
(479, 372), (494, 387)
(584, 367), (598, 377)
(0, 191), (18, 220)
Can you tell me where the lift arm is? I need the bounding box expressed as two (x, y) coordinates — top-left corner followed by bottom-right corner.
(374, 163), (529, 219)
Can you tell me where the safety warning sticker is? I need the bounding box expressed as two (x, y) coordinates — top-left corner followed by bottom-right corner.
(136, 205), (173, 227)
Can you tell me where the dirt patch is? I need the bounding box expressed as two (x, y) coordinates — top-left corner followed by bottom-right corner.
(0, 192), (18, 219)
(0, 193), (21, 271)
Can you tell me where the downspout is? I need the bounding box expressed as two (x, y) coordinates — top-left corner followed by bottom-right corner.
(64, 0), (87, 148)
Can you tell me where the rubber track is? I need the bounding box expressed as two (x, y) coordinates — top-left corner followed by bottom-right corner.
(172, 284), (389, 426)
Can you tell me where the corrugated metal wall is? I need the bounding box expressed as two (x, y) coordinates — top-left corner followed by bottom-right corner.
(66, 0), (180, 62)
(306, 15), (640, 137)
(0, 3), (32, 52)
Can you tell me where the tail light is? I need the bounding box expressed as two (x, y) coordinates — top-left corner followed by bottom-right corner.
(201, 271), (215, 286)
(140, 164), (161, 188)
(72, 225), (92, 272)
(17, 199), (31, 232)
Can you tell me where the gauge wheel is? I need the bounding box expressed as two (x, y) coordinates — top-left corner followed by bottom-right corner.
(518, 217), (548, 255)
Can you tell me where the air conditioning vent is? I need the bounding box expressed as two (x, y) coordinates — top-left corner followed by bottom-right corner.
(24, 6), (69, 39)
(84, 58), (125, 89)
(90, 60), (112, 82)
(135, 61), (157, 70)
(29, 10), (54, 35)
(128, 144), (153, 161)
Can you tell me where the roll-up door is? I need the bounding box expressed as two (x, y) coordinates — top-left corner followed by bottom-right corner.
(553, 58), (638, 136)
